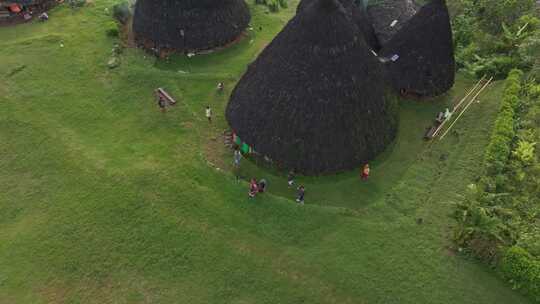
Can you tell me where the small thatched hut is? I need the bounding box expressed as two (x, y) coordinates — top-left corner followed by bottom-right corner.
(297, 0), (379, 49)
(226, 0), (398, 175)
(379, 0), (455, 96)
(367, 0), (419, 48)
(133, 0), (250, 53)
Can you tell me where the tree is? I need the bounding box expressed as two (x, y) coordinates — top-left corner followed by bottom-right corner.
(475, 0), (535, 34)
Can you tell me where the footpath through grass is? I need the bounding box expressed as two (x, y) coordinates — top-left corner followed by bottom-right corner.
(0, 1), (534, 303)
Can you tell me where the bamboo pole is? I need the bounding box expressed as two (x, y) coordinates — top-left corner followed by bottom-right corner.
(452, 74), (486, 112)
(431, 75), (486, 138)
(469, 76), (494, 104)
(439, 77), (493, 140)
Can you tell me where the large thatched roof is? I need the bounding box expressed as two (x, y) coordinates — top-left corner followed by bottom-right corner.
(226, 0), (397, 175)
(379, 0), (455, 96)
(367, 0), (419, 48)
(297, 0), (379, 49)
(133, 0), (250, 53)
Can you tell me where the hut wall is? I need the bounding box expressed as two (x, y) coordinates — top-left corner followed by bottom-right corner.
(133, 0), (250, 53)
(380, 0), (455, 96)
(226, 0), (398, 175)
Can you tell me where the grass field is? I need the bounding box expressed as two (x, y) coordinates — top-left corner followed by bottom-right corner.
(0, 1), (534, 303)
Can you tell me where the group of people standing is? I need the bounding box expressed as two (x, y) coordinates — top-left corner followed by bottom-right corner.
(245, 169), (304, 204)
(239, 161), (369, 205)
(248, 178), (267, 198)
(247, 173), (305, 205)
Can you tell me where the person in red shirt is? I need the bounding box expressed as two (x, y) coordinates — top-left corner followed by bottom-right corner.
(249, 179), (258, 198)
(361, 164), (370, 180)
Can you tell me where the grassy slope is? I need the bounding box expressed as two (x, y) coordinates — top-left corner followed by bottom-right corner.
(0, 1), (532, 303)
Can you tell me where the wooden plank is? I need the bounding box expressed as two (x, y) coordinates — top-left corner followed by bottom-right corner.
(424, 126), (437, 140)
(156, 88), (176, 104)
(439, 77), (493, 140)
(431, 76), (486, 139)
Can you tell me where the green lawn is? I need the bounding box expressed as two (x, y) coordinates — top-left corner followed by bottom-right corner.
(0, 1), (533, 303)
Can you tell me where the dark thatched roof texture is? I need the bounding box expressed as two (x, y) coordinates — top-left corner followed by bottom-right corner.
(297, 0), (379, 49)
(379, 0), (455, 96)
(133, 0), (250, 53)
(367, 0), (419, 48)
(226, 0), (398, 175)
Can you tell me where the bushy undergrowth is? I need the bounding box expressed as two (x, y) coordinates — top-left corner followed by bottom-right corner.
(453, 69), (540, 301)
(452, 0), (540, 79)
(502, 247), (540, 301)
(484, 69), (524, 175)
(112, 1), (131, 25)
(255, 0), (288, 12)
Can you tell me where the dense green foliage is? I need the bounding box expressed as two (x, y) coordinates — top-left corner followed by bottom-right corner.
(476, 0), (536, 34)
(502, 247), (540, 301)
(484, 69), (524, 175)
(451, 0), (540, 79)
(255, 0), (287, 12)
(453, 68), (540, 301)
(112, 1), (130, 24)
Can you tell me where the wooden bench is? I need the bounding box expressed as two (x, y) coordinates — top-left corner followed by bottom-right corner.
(424, 126), (437, 140)
(155, 88), (177, 105)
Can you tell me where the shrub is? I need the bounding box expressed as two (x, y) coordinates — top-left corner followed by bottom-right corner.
(453, 13), (476, 47)
(112, 1), (131, 24)
(501, 246), (540, 301)
(528, 85), (540, 99)
(475, 0), (536, 34)
(106, 27), (119, 38)
(256, 0), (287, 12)
(267, 0), (280, 12)
(512, 140), (537, 164)
(484, 69), (523, 175)
(474, 56), (520, 79)
(455, 43), (480, 69)
(67, 0), (86, 8)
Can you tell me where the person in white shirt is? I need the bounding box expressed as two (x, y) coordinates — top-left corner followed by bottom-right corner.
(205, 106), (212, 123)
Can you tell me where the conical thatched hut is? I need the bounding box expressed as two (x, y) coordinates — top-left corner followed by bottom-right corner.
(133, 0), (250, 53)
(226, 0), (398, 175)
(367, 0), (419, 48)
(379, 0), (455, 96)
(297, 0), (379, 49)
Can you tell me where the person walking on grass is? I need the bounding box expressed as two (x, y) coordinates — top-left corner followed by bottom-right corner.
(158, 95), (167, 113)
(205, 106), (212, 123)
(233, 147), (242, 180)
(233, 147), (242, 168)
(249, 178), (258, 198)
(287, 170), (295, 187)
(258, 179), (267, 193)
(296, 185), (305, 205)
(361, 164), (370, 180)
